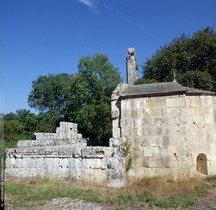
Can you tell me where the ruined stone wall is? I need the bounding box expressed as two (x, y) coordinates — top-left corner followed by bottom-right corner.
(119, 95), (216, 179)
(5, 122), (126, 187)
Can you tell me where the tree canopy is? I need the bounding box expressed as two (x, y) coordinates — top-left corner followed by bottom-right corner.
(28, 73), (72, 113)
(138, 27), (216, 91)
(66, 54), (122, 145)
(26, 53), (122, 146)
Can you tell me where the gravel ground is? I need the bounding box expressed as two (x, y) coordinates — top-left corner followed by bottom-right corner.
(50, 198), (103, 210)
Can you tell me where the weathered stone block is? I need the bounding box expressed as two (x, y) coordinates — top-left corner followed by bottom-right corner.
(155, 127), (163, 135)
(141, 138), (150, 147)
(162, 136), (170, 146)
(176, 98), (185, 107)
(148, 157), (165, 168)
(166, 98), (176, 107)
(154, 117), (165, 126)
(146, 99), (153, 108)
(145, 127), (155, 136)
(153, 97), (166, 107)
(150, 108), (161, 116)
(151, 136), (162, 146)
(197, 107), (209, 116)
(144, 147), (153, 157)
(153, 146), (160, 156)
(109, 138), (125, 147)
(186, 108), (196, 116)
(81, 147), (105, 159)
(160, 147), (168, 157)
(191, 98), (202, 108)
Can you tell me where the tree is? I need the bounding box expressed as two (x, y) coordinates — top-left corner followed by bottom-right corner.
(28, 73), (72, 113)
(28, 54), (122, 146)
(3, 109), (38, 148)
(66, 54), (122, 145)
(35, 110), (61, 133)
(140, 27), (216, 91)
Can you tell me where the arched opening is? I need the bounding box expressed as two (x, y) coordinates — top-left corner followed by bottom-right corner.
(196, 153), (208, 175)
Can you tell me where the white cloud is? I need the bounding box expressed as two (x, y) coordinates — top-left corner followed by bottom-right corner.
(78, 0), (99, 10)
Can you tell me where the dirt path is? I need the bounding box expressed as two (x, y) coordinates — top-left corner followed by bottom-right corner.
(189, 188), (216, 210)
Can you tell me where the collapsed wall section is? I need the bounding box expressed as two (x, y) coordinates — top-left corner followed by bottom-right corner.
(5, 122), (126, 187)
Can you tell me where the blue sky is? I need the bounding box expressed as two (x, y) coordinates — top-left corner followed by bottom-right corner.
(0, 0), (216, 114)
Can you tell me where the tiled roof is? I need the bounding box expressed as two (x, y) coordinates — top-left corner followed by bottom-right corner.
(121, 82), (215, 98)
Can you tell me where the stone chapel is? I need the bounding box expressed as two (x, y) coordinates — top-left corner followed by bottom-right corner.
(111, 48), (216, 179)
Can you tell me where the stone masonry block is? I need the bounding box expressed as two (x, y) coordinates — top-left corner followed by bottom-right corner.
(148, 157), (165, 168)
(81, 147), (105, 159)
(155, 127), (163, 135)
(145, 127), (155, 136)
(109, 138), (126, 147)
(153, 146), (160, 156)
(166, 98), (176, 107)
(190, 98), (202, 107)
(202, 97), (214, 107)
(197, 107), (209, 116)
(141, 138), (150, 147)
(137, 100), (146, 108)
(186, 108), (196, 116)
(175, 98), (185, 107)
(205, 116), (213, 124)
(192, 116), (204, 124)
(160, 147), (168, 157)
(154, 117), (165, 126)
(162, 136), (170, 146)
(142, 118), (153, 126)
(146, 99), (153, 108)
(151, 136), (162, 146)
(152, 97), (166, 107)
(87, 159), (105, 169)
(144, 147), (153, 157)
(150, 108), (161, 116)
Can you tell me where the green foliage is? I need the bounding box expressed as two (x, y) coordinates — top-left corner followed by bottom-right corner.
(66, 54), (122, 145)
(28, 73), (72, 113)
(3, 109), (38, 148)
(141, 27), (216, 91)
(4, 53), (121, 147)
(3, 109), (60, 148)
(123, 141), (133, 173)
(35, 111), (61, 133)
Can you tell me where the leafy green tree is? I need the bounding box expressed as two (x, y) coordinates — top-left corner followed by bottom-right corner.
(28, 54), (122, 146)
(3, 109), (38, 148)
(141, 27), (216, 91)
(3, 109), (61, 148)
(67, 54), (122, 145)
(35, 110), (61, 133)
(28, 73), (72, 113)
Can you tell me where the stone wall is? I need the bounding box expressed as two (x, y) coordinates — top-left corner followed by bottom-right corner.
(113, 93), (216, 179)
(5, 122), (126, 187)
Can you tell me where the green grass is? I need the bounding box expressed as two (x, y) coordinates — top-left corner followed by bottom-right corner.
(5, 176), (210, 209)
(5, 178), (104, 207)
(205, 175), (216, 183)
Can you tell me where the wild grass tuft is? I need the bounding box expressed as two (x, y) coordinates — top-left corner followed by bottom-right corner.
(5, 176), (209, 209)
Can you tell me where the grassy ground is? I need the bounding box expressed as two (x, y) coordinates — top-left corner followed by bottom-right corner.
(5, 175), (216, 209)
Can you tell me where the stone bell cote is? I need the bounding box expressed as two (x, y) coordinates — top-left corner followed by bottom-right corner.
(126, 48), (138, 85)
